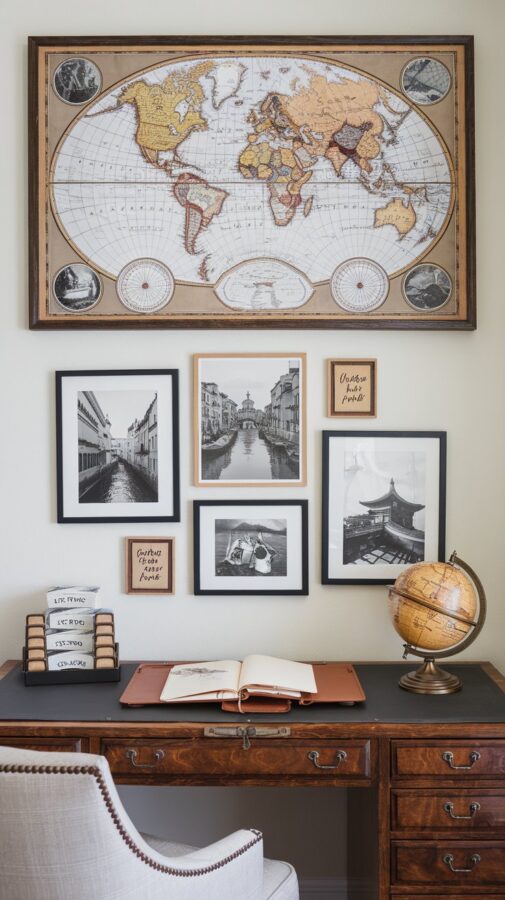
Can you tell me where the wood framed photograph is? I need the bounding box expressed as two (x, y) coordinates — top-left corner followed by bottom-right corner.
(322, 431), (446, 585)
(29, 36), (474, 330)
(328, 359), (377, 417)
(194, 353), (306, 487)
(194, 500), (309, 596)
(56, 370), (180, 523)
(125, 537), (175, 594)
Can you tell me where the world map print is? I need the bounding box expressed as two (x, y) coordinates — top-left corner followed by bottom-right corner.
(49, 54), (455, 313)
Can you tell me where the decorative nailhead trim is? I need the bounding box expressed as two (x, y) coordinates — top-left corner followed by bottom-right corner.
(0, 763), (262, 877)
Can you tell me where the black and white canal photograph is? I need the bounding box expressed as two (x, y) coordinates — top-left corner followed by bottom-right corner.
(194, 354), (306, 486)
(78, 390), (158, 503)
(56, 370), (180, 523)
(322, 432), (446, 585)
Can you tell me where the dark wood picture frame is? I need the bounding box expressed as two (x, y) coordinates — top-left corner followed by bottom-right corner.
(328, 359), (377, 417)
(194, 499), (309, 595)
(56, 369), (180, 523)
(125, 537), (175, 595)
(29, 35), (475, 330)
(322, 430), (446, 585)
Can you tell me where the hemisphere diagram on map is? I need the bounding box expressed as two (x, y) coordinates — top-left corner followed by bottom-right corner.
(50, 55), (455, 312)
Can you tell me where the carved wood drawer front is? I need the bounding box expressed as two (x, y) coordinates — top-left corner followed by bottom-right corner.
(392, 740), (505, 778)
(102, 738), (372, 779)
(0, 737), (85, 753)
(392, 789), (505, 830)
(392, 841), (505, 886)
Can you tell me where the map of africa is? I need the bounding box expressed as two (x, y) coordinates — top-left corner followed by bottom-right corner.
(50, 55), (454, 310)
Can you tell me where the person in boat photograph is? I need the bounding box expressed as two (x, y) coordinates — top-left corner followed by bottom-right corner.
(195, 353), (306, 486)
(342, 447), (426, 566)
(215, 518), (288, 576)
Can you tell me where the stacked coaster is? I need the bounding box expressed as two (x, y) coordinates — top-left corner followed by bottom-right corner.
(24, 587), (118, 673)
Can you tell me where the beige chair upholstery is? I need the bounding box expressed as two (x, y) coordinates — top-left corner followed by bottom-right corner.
(0, 746), (298, 900)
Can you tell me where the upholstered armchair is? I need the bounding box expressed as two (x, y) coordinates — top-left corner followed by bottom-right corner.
(0, 746), (298, 900)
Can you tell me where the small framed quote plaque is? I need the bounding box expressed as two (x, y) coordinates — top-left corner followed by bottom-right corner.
(328, 359), (377, 418)
(125, 537), (175, 595)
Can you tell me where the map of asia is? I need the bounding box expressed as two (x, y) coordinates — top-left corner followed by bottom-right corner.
(30, 39), (475, 328)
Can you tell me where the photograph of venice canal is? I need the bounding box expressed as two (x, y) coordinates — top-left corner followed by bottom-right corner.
(200, 357), (301, 482)
(215, 519), (287, 577)
(78, 390), (158, 503)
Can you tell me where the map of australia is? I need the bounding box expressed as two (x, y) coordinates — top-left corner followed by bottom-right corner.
(51, 55), (454, 302)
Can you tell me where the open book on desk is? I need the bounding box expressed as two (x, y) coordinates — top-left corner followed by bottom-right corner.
(160, 655), (316, 704)
(119, 660), (366, 710)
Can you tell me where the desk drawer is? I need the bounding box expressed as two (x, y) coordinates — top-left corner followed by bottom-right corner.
(392, 740), (505, 778)
(392, 789), (505, 830)
(0, 737), (85, 753)
(392, 841), (505, 886)
(102, 738), (371, 779)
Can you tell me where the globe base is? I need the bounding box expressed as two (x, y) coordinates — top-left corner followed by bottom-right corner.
(399, 658), (462, 694)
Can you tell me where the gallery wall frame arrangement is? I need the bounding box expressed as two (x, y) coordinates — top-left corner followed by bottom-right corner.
(125, 537), (175, 594)
(322, 430), (446, 585)
(194, 500), (309, 595)
(327, 358), (377, 417)
(56, 369), (180, 523)
(29, 35), (475, 330)
(194, 353), (306, 487)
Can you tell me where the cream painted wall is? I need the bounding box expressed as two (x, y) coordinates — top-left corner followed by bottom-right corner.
(1, 0), (504, 890)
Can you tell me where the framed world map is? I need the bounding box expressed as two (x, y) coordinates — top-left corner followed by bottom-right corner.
(29, 36), (475, 329)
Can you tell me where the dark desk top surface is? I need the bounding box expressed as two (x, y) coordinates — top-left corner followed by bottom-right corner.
(1, 662), (505, 725)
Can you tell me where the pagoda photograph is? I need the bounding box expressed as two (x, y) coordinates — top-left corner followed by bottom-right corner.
(342, 449), (426, 566)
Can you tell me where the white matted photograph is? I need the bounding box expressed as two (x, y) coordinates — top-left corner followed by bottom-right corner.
(56, 370), (180, 523)
(194, 353), (306, 487)
(322, 431), (446, 584)
(194, 500), (308, 595)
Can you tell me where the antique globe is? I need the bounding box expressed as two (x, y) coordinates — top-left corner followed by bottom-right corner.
(388, 552), (486, 694)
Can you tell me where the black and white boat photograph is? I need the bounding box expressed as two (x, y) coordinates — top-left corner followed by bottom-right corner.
(194, 354), (306, 486)
(56, 370), (180, 523)
(194, 500), (309, 595)
(215, 519), (287, 577)
(322, 431), (446, 585)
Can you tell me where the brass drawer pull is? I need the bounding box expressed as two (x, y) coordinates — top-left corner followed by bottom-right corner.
(204, 726), (290, 750)
(308, 750), (347, 770)
(126, 749), (165, 768)
(442, 750), (481, 770)
(443, 852), (481, 874)
(444, 800), (480, 820)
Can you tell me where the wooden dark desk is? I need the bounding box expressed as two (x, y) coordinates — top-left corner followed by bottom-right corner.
(2, 660), (505, 899)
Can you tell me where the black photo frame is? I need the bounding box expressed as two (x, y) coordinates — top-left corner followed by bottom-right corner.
(194, 499), (309, 595)
(56, 369), (180, 523)
(322, 431), (446, 585)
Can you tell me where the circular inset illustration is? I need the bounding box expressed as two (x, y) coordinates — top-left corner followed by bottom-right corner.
(215, 259), (313, 311)
(53, 264), (102, 312)
(401, 58), (451, 105)
(116, 259), (175, 312)
(330, 259), (389, 313)
(53, 58), (102, 105)
(403, 264), (453, 311)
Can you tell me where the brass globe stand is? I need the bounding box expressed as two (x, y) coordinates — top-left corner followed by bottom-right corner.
(397, 553), (487, 695)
